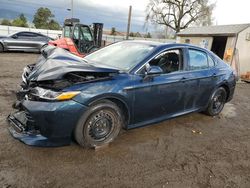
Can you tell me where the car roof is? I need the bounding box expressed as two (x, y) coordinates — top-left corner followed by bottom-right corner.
(12, 31), (47, 37)
(119, 40), (207, 51)
(122, 40), (163, 46)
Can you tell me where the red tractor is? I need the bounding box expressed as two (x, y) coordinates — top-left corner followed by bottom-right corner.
(49, 18), (103, 57)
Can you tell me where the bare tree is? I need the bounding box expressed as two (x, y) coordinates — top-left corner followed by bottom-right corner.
(146, 0), (215, 34)
(195, 0), (215, 26)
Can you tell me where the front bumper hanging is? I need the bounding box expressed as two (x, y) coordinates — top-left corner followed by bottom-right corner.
(7, 111), (70, 147)
(7, 99), (87, 147)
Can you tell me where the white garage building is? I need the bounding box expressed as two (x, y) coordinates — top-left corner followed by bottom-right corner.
(177, 24), (250, 77)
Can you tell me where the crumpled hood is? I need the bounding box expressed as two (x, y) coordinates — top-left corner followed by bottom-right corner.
(27, 46), (119, 82)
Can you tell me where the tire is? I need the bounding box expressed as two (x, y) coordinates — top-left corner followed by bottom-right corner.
(0, 44), (4, 52)
(74, 100), (123, 148)
(205, 87), (227, 116)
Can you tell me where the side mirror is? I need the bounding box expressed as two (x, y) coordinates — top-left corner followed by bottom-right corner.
(146, 65), (163, 75)
(12, 34), (18, 39)
(142, 65), (163, 82)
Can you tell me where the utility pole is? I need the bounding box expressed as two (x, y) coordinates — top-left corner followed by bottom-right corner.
(126, 5), (132, 40)
(71, 0), (74, 18)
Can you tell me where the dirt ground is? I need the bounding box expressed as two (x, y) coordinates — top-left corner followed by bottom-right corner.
(0, 52), (250, 188)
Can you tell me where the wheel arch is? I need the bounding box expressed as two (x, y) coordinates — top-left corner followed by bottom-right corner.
(218, 83), (230, 101)
(0, 42), (5, 51)
(88, 95), (131, 128)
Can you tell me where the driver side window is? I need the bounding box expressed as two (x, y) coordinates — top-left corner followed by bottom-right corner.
(148, 49), (183, 74)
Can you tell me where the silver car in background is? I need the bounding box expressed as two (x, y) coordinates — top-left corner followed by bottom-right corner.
(0, 31), (53, 53)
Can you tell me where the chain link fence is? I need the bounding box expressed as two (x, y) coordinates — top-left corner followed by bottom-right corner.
(0, 25), (175, 44)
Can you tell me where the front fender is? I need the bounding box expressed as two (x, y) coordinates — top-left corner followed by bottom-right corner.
(73, 92), (132, 125)
(74, 92), (130, 108)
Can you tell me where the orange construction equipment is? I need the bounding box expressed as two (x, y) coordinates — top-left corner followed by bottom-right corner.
(49, 18), (103, 57)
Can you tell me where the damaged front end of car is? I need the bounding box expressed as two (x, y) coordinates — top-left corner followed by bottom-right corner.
(16, 46), (118, 101)
(8, 87), (87, 146)
(8, 46), (119, 146)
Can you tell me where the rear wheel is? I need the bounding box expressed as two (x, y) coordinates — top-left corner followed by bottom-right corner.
(205, 87), (227, 116)
(74, 100), (123, 148)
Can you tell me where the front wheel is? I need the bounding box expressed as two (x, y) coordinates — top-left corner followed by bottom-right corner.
(205, 87), (227, 116)
(74, 100), (123, 148)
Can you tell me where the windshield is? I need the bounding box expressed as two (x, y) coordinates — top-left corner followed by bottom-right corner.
(84, 42), (155, 71)
(80, 26), (93, 41)
(8, 32), (18, 37)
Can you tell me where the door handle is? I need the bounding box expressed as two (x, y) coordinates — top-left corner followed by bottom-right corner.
(180, 77), (187, 82)
(212, 73), (217, 77)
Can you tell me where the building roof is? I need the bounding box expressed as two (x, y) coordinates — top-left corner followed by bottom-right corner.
(177, 23), (250, 37)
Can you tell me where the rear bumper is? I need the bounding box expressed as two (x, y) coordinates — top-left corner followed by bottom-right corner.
(7, 99), (88, 147)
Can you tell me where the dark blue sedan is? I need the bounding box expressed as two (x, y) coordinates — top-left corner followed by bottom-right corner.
(8, 41), (236, 148)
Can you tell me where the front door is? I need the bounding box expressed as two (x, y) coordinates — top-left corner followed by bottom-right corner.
(130, 48), (198, 126)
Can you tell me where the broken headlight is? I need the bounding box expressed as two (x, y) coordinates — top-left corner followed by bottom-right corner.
(32, 87), (80, 101)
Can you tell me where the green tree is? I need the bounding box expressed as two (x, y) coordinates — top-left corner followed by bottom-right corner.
(33, 7), (60, 30)
(1, 19), (12, 26)
(20, 14), (27, 24)
(110, 27), (116, 35)
(12, 14), (28, 27)
(144, 32), (151, 38)
(134, 32), (142, 37)
(129, 32), (134, 37)
(48, 19), (61, 30)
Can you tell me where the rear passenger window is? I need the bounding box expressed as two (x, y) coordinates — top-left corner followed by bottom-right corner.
(188, 49), (208, 70)
(208, 55), (215, 67)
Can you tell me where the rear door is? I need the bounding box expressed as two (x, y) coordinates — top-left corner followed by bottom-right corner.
(186, 48), (215, 108)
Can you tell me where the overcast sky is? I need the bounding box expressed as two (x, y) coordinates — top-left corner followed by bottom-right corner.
(213, 0), (250, 25)
(1, 0), (250, 32)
